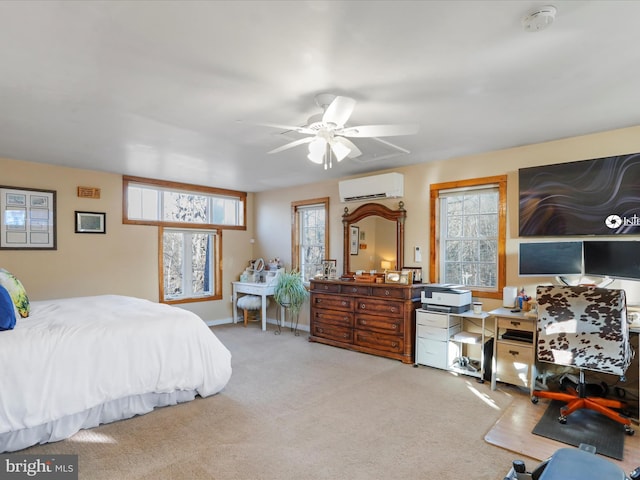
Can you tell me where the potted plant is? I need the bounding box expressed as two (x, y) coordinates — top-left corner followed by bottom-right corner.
(273, 270), (309, 316)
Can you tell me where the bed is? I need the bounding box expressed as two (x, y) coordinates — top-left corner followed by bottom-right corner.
(0, 294), (232, 452)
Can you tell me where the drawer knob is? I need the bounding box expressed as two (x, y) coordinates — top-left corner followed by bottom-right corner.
(391, 342), (398, 348)
(351, 287), (358, 293)
(508, 350), (519, 356)
(323, 285), (329, 290)
(384, 290), (391, 296)
(361, 320), (367, 325)
(392, 324), (398, 329)
(344, 316), (349, 321)
(342, 301), (348, 306)
(390, 307), (396, 313)
(343, 333), (349, 339)
(318, 328), (324, 333)
(360, 304), (366, 309)
(510, 321), (521, 327)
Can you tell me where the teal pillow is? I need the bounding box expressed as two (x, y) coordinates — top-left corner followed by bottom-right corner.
(0, 268), (30, 318)
(0, 285), (16, 330)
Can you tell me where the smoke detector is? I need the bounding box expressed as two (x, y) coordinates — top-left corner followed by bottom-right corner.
(522, 5), (557, 32)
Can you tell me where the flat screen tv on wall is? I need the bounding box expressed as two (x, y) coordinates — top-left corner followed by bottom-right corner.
(519, 152), (640, 236)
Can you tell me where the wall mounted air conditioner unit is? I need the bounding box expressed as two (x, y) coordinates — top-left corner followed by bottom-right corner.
(338, 172), (404, 203)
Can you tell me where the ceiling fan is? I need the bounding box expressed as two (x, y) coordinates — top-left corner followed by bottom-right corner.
(262, 93), (419, 169)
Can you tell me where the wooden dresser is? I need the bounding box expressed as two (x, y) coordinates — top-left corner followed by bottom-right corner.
(309, 279), (424, 364)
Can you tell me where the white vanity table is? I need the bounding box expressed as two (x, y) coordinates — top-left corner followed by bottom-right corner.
(232, 281), (285, 331)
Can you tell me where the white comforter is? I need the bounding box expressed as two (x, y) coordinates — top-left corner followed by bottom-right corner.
(0, 295), (232, 444)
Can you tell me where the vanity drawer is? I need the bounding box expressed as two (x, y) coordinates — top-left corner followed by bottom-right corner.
(356, 298), (404, 317)
(311, 309), (352, 328)
(355, 312), (403, 334)
(354, 330), (403, 354)
(312, 294), (355, 312)
(312, 322), (353, 344)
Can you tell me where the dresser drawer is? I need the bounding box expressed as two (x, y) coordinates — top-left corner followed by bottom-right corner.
(416, 310), (454, 328)
(369, 286), (407, 300)
(417, 323), (461, 341)
(341, 284), (371, 296)
(355, 312), (403, 334)
(312, 308), (353, 328)
(311, 281), (341, 294)
(354, 330), (403, 354)
(312, 322), (353, 344)
(312, 294), (355, 312)
(497, 316), (535, 333)
(496, 340), (534, 387)
(356, 298), (404, 317)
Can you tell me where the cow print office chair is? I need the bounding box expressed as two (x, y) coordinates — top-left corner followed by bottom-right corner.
(531, 285), (635, 435)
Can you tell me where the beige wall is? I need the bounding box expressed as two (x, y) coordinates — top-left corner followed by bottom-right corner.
(0, 157), (255, 322)
(3, 125), (640, 326)
(255, 125), (640, 329)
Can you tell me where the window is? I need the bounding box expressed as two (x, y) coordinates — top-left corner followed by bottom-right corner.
(161, 228), (221, 303)
(430, 176), (506, 299)
(292, 198), (329, 282)
(123, 176), (246, 229)
(122, 176), (241, 303)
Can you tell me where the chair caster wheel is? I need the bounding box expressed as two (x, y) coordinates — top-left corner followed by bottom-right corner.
(624, 425), (635, 436)
(531, 396), (539, 404)
(558, 416), (567, 424)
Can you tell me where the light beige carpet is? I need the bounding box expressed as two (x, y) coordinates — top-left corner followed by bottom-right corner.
(22, 324), (538, 479)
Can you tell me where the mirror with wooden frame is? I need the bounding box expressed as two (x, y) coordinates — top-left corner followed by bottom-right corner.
(342, 202), (405, 276)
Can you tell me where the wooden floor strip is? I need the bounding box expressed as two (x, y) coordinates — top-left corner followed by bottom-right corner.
(485, 387), (640, 473)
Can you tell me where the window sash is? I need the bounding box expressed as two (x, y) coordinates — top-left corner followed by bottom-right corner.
(123, 176), (246, 229)
(160, 227), (221, 303)
(430, 176), (506, 300)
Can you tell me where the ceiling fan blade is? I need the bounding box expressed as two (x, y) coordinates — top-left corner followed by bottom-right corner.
(268, 136), (314, 154)
(370, 136), (411, 154)
(250, 122), (316, 135)
(322, 96), (356, 128)
(334, 136), (362, 158)
(338, 124), (419, 138)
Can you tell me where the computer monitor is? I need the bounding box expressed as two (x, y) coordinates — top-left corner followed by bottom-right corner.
(583, 240), (640, 281)
(518, 241), (583, 277)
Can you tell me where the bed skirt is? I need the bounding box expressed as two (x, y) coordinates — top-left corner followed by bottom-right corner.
(0, 390), (197, 453)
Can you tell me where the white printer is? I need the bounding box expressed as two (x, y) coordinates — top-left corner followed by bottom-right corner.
(421, 283), (472, 313)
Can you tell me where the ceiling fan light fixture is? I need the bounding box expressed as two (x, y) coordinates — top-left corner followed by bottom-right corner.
(330, 141), (350, 162)
(307, 137), (326, 164)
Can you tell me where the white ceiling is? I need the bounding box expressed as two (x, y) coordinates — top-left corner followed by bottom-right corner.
(1, 1), (639, 192)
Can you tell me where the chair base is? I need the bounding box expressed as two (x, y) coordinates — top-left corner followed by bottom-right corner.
(532, 388), (634, 435)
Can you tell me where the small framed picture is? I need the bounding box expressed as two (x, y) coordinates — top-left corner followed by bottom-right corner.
(402, 266), (422, 283)
(385, 270), (412, 284)
(75, 211), (106, 234)
(322, 259), (338, 279)
(350, 225), (359, 255)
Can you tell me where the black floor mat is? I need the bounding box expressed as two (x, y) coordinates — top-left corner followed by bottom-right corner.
(532, 400), (626, 460)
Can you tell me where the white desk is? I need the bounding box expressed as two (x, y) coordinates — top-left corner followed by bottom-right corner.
(232, 281), (284, 331)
